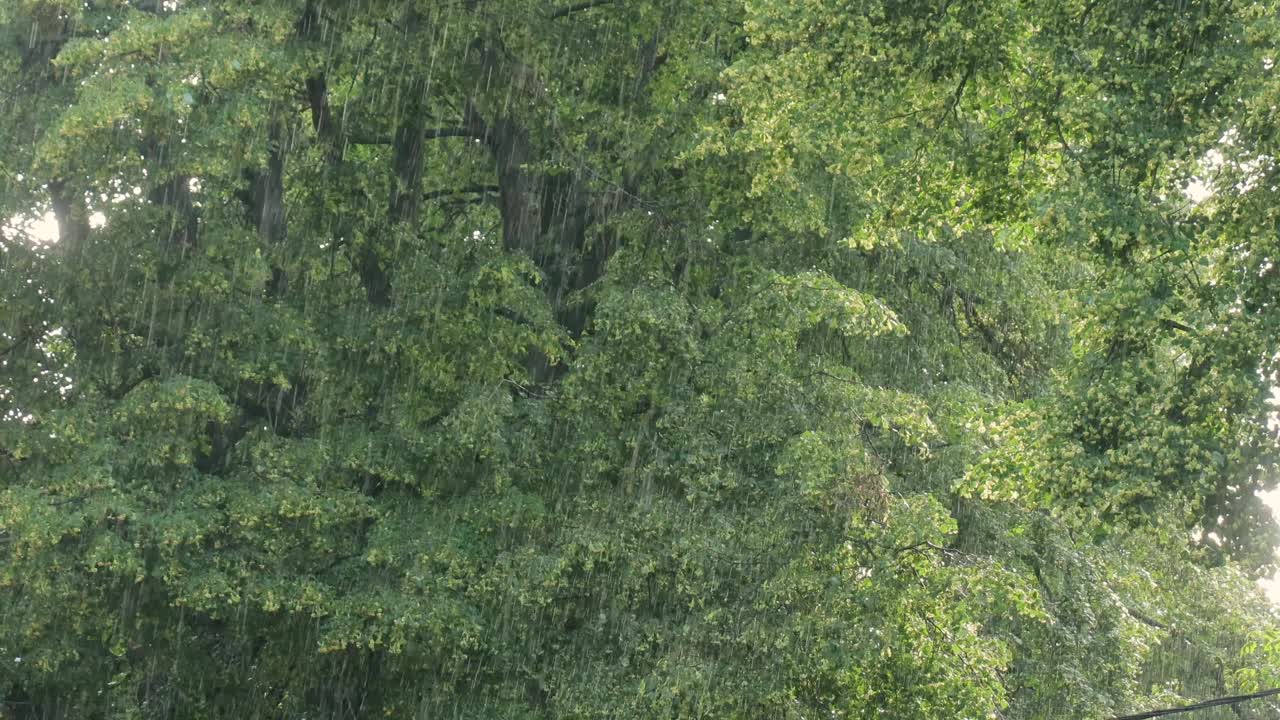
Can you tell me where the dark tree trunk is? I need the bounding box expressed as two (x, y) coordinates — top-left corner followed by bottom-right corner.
(143, 136), (200, 253)
(466, 32), (664, 345)
(243, 119), (289, 297)
(48, 180), (88, 251)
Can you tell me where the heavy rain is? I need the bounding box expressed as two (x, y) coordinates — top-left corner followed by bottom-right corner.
(3, 1), (1280, 718)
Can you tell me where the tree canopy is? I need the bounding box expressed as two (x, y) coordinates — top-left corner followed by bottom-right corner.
(4, 0), (1280, 718)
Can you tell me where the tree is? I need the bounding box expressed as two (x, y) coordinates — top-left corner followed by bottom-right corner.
(2, 1), (1280, 718)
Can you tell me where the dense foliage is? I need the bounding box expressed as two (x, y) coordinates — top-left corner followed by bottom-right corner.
(4, 0), (1280, 717)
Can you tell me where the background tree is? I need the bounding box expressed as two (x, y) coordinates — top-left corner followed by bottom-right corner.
(3, 0), (1280, 718)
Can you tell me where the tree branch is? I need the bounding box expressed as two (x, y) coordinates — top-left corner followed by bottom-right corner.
(0, 330), (33, 359)
(423, 185), (499, 202)
(550, 0), (616, 19)
(1160, 318), (1199, 335)
(1111, 688), (1280, 719)
(424, 127), (485, 139)
(1122, 605), (1168, 630)
(348, 128), (483, 145)
(938, 64), (974, 126)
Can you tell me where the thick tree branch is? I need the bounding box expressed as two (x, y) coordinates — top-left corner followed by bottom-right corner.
(937, 64), (974, 127)
(1122, 606), (1168, 630)
(1111, 688), (1280, 719)
(346, 134), (391, 145)
(1159, 318), (1198, 335)
(423, 185), (499, 202)
(348, 127), (483, 145)
(425, 127), (485, 139)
